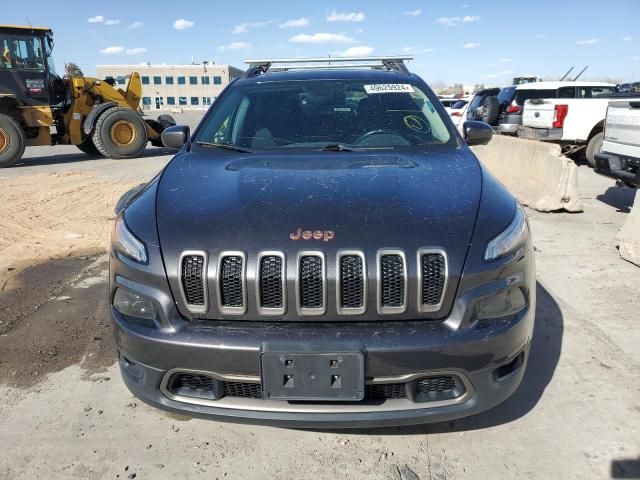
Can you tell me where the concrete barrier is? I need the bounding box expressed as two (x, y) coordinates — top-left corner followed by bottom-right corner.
(472, 135), (582, 212)
(618, 190), (640, 266)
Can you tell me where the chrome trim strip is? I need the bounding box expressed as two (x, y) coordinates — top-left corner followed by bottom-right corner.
(256, 251), (286, 316)
(178, 250), (208, 314)
(296, 251), (326, 316)
(416, 248), (449, 313)
(376, 249), (408, 315)
(216, 251), (247, 315)
(159, 368), (475, 414)
(336, 250), (367, 316)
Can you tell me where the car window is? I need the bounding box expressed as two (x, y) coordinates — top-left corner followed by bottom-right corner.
(497, 87), (516, 105)
(451, 100), (467, 109)
(558, 87), (576, 98)
(514, 89), (556, 105)
(577, 86), (616, 98)
(196, 79), (455, 150)
(0, 33), (44, 71)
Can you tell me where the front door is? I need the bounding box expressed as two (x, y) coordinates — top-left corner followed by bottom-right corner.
(155, 97), (163, 110)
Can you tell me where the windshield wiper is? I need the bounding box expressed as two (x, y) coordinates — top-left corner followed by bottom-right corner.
(320, 143), (356, 152)
(195, 141), (253, 153)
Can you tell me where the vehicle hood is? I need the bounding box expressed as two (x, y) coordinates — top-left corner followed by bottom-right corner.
(156, 147), (482, 320)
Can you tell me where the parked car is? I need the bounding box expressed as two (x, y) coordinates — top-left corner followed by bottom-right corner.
(595, 99), (640, 187)
(466, 87), (500, 124)
(110, 56), (535, 427)
(466, 86), (525, 134)
(448, 99), (469, 126)
(517, 81), (624, 166)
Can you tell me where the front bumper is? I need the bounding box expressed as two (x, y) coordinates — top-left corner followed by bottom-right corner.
(517, 126), (563, 141)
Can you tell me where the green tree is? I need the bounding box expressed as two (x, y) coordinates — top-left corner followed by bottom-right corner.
(64, 62), (84, 79)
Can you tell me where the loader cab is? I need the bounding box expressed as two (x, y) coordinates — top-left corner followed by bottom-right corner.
(0, 25), (65, 108)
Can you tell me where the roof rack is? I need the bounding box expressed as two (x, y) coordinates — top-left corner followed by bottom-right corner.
(244, 56), (414, 77)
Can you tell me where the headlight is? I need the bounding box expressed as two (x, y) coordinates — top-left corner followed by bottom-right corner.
(484, 204), (528, 261)
(113, 214), (147, 264)
(113, 288), (156, 320)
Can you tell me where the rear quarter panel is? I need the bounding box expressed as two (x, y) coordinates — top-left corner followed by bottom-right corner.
(603, 100), (640, 158)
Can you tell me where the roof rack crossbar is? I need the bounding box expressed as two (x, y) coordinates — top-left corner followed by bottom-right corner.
(243, 56), (413, 77)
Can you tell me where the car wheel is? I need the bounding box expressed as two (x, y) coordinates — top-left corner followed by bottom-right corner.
(0, 114), (26, 168)
(92, 107), (148, 159)
(585, 132), (603, 168)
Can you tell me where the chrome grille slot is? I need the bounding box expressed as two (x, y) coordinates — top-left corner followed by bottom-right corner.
(418, 249), (447, 312)
(257, 252), (286, 315)
(218, 253), (246, 314)
(297, 253), (326, 315)
(180, 253), (207, 310)
(337, 251), (366, 315)
(378, 251), (407, 314)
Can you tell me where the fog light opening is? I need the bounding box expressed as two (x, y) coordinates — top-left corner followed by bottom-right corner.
(493, 351), (525, 382)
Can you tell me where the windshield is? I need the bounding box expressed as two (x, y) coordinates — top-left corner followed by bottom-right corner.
(195, 79), (453, 151)
(0, 32), (45, 71)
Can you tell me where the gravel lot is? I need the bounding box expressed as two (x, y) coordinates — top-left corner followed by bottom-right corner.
(0, 118), (639, 479)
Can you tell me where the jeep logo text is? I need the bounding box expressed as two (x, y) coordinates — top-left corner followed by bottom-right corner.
(289, 228), (335, 242)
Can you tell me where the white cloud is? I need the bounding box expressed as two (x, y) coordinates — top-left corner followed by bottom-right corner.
(173, 19), (194, 30)
(576, 38), (598, 45)
(437, 15), (480, 26)
(499, 58), (512, 63)
(222, 42), (252, 50)
(125, 47), (147, 55)
(289, 32), (355, 44)
(100, 46), (125, 54)
(404, 9), (421, 16)
(536, 33), (546, 39)
(340, 45), (374, 56)
(279, 17), (309, 28)
(87, 15), (104, 23)
(128, 21), (143, 29)
(622, 35), (632, 42)
(402, 46), (414, 53)
(327, 11), (365, 22)
(104, 19), (120, 26)
(233, 20), (274, 33)
(482, 63), (497, 67)
(463, 42), (480, 48)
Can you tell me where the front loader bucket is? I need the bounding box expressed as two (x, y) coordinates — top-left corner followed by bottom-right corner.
(145, 114), (177, 147)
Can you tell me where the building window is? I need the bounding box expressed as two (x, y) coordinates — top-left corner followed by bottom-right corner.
(166, 96), (176, 105)
(153, 76), (162, 85)
(142, 97), (152, 106)
(177, 76), (186, 85)
(165, 76), (174, 85)
(201, 76), (210, 85)
(191, 96), (199, 105)
(189, 76), (198, 85)
(213, 76), (222, 85)
(117, 77), (126, 85)
(141, 76), (150, 85)
(203, 96), (211, 106)
(178, 97), (187, 106)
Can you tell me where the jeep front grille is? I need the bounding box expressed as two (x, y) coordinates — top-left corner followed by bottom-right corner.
(180, 254), (206, 307)
(258, 253), (285, 313)
(419, 251), (447, 311)
(219, 254), (245, 312)
(338, 252), (366, 314)
(298, 254), (325, 313)
(378, 251), (407, 313)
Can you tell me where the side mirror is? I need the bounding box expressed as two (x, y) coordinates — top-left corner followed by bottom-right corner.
(161, 125), (190, 149)
(463, 121), (493, 146)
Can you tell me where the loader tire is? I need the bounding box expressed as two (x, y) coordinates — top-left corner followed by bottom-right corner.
(0, 114), (26, 168)
(92, 106), (148, 159)
(585, 132), (603, 168)
(76, 137), (101, 156)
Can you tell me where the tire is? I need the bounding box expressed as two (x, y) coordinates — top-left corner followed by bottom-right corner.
(0, 114), (26, 168)
(76, 137), (102, 156)
(585, 132), (603, 168)
(481, 96), (500, 125)
(92, 106), (148, 159)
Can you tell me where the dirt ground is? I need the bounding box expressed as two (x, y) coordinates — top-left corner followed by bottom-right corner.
(0, 135), (639, 479)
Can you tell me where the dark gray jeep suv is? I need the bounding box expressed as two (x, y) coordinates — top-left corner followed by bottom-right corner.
(110, 57), (535, 428)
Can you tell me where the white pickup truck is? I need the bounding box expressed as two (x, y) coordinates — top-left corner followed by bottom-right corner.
(594, 99), (640, 187)
(517, 82), (622, 166)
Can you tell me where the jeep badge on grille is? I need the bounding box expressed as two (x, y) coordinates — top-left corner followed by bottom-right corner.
(289, 228), (335, 242)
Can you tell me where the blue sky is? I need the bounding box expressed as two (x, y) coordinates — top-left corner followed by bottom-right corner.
(5, 0), (640, 85)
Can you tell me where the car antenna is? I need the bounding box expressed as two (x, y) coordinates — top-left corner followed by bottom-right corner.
(559, 67), (574, 81)
(573, 66), (588, 81)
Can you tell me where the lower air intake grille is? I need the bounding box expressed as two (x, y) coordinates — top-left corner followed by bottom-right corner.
(299, 255), (324, 309)
(364, 383), (407, 400)
(168, 373), (217, 400)
(220, 256), (244, 307)
(340, 255), (364, 309)
(181, 255), (205, 306)
(416, 376), (457, 393)
(421, 253), (446, 307)
(223, 381), (262, 399)
(259, 256), (283, 309)
(380, 254), (405, 308)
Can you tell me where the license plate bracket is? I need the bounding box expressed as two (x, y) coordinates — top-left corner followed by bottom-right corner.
(261, 352), (364, 401)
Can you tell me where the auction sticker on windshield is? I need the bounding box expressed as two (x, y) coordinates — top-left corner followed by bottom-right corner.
(364, 84), (415, 94)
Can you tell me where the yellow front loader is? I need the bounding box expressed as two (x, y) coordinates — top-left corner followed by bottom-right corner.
(0, 24), (173, 167)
